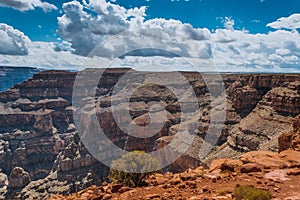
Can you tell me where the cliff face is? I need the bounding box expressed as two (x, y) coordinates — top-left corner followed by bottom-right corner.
(278, 114), (300, 152)
(52, 116), (300, 200)
(0, 69), (299, 199)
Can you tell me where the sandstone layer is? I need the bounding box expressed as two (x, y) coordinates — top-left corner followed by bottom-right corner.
(0, 69), (299, 199)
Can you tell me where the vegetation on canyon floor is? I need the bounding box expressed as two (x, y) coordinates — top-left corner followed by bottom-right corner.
(233, 185), (272, 200)
(108, 150), (161, 187)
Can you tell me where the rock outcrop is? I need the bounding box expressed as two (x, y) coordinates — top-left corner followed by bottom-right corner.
(278, 114), (300, 152)
(50, 149), (300, 200)
(9, 167), (31, 189)
(0, 69), (299, 199)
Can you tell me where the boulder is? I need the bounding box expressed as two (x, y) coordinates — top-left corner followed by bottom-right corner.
(0, 173), (8, 187)
(239, 150), (300, 169)
(240, 163), (262, 173)
(9, 167), (31, 188)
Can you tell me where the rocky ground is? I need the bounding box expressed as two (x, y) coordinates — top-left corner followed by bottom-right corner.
(49, 151), (300, 200)
(50, 116), (300, 200)
(0, 69), (299, 199)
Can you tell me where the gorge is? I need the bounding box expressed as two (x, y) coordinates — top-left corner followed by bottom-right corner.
(0, 68), (299, 199)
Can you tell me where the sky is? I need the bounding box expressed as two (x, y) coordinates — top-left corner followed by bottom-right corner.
(1, 0), (300, 72)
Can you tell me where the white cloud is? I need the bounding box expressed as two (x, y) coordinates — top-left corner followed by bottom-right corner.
(267, 14), (300, 30)
(251, 19), (261, 23)
(1, 3), (300, 73)
(0, 41), (111, 70)
(57, 0), (211, 57)
(0, 23), (30, 55)
(0, 0), (57, 12)
(212, 29), (300, 70)
(223, 17), (235, 31)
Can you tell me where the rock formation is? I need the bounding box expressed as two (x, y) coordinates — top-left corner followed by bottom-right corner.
(49, 149), (300, 200)
(9, 167), (30, 188)
(278, 114), (300, 152)
(0, 69), (299, 199)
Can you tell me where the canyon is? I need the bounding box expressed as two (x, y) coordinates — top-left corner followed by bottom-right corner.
(0, 68), (299, 199)
(50, 113), (300, 200)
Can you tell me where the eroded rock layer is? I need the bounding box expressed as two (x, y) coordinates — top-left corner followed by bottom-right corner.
(0, 69), (299, 199)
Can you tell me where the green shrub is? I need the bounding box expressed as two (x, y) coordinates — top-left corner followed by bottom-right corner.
(233, 185), (272, 200)
(108, 150), (161, 187)
(218, 190), (226, 196)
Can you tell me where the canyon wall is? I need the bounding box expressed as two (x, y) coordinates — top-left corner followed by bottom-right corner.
(0, 69), (299, 199)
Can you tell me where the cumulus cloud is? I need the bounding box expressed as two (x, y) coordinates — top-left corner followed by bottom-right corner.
(57, 0), (211, 57)
(0, 41), (112, 70)
(267, 14), (300, 30)
(0, 23), (30, 55)
(1, 1), (300, 73)
(0, 0), (57, 12)
(212, 29), (300, 70)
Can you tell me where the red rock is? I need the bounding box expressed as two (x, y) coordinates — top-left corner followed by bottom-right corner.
(170, 176), (182, 185)
(264, 169), (290, 182)
(188, 195), (204, 200)
(287, 168), (300, 176)
(279, 115), (300, 152)
(180, 171), (198, 181)
(240, 163), (262, 173)
(118, 186), (131, 194)
(49, 194), (65, 200)
(185, 181), (197, 189)
(239, 151), (299, 169)
(210, 159), (243, 172)
(202, 185), (210, 193)
(145, 193), (161, 199)
(203, 172), (221, 182)
(102, 194), (112, 200)
(110, 183), (123, 193)
(153, 176), (169, 186)
(178, 182), (186, 189)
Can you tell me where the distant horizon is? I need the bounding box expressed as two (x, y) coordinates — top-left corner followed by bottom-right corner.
(1, 65), (300, 75)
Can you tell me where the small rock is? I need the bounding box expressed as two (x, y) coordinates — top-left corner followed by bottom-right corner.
(102, 193), (112, 200)
(119, 186), (131, 193)
(110, 183), (123, 193)
(203, 172), (221, 182)
(170, 177), (181, 185)
(154, 177), (169, 186)
(202, 185), (210, 193)
(48, 194), (65, 200)
(188, 195), (204, 200)
(180, 172), (198, 181)
(185, 181), (197, 188)
(177, 183), (186, 189)
(145, 193), (160, 199)
(0, 173), (8, 187)
(240, 163), (262, 173)
(287, 168), (300, 176)
(163, 172), (173, 178)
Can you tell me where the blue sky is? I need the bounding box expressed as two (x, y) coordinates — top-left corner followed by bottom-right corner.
(0, 0), (300, 41)
(1, 0), (300, 72)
